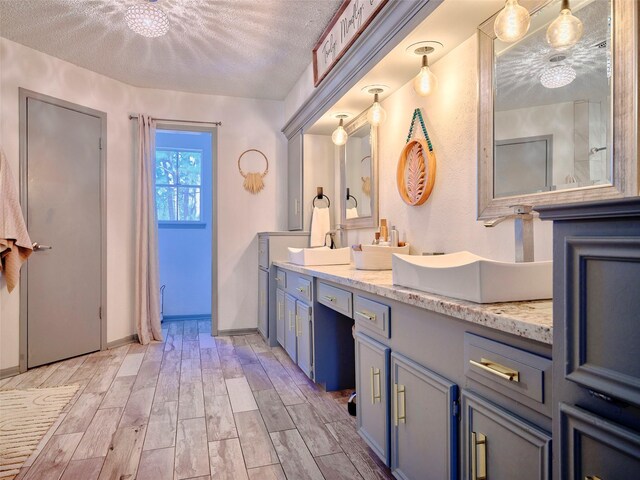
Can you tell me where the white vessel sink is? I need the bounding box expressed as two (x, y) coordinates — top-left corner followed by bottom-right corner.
(392, 251), (552, 303)
(288, 246), (351, 266)
(353, 244), (410, 270)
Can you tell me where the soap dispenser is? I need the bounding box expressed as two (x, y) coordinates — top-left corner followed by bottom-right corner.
(390, 226), (399, 247)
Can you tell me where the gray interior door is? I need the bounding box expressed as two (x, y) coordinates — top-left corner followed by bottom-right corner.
(25, 97), (102, 368)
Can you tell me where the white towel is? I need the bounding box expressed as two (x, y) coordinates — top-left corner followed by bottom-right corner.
(0, 147), (33, 292)
(346, 207), (359, 219)
(310, 206), (331, 247)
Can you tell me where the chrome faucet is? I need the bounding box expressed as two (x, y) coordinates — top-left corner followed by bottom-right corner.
(484, 205), (534, 263)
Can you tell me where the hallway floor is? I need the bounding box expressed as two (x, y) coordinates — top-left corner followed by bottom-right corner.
(0, 320), (393, 479)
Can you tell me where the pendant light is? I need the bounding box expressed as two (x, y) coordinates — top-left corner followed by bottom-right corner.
(366, 88), (387, 127)
(546, 0), (583, 50)
(331, 114), (349, 146)
(412, 46), (438, 97)
(494, 0), (530, 43)
(125, 0), (170, 38)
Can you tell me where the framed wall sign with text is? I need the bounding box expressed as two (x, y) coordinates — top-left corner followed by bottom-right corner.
(312, 0), (388, 87)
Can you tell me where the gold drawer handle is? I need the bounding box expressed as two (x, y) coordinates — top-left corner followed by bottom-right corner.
(289, 312), (294, 331)
(470, 358), (520, 382)
(355, 310), (376, 322)
(471, 432), (487, 480)
(297, 287), (305, 293)
(394, 384), (406, 425)
(370, 367), (381, 404)
(295, 315), (301, 337)
(323, 295), (337, 303)
(585, 477), (603, 480)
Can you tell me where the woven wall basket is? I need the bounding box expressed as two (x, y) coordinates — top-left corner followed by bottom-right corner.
(397, 137), (436, 206)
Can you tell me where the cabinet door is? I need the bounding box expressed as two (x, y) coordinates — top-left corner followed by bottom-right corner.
(296, 301), (313, 378)
(287, 131), (303, 231)
(284, 294), (297, 361)
(276, 289), (285, 348)
(461, 390), (551, 480)
(258, 269), (269, 339)
(391, 352), (458, 480)
(355, 333), (390, 465)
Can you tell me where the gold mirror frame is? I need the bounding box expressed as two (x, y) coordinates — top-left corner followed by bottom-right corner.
(477, 0), (638, 220)
(340, 110), (379, 229)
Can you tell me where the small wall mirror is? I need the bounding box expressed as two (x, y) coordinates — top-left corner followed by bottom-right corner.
(478, 0), (637, 219)
(340, 112), (378, 228)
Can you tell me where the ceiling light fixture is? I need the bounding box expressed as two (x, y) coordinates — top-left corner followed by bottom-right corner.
(125, 0), (170, 38)
(331, 114), (350, 146)
(494, 0), (530, 43)
(412, 46), (438, 97)
(540, 54), (576, 88)
(546, 0), (583, 50)
(365, 87), (387, 127)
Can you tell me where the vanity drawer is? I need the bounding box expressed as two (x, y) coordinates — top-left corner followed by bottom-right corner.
(293, 276), (312, 303)
(276, 269), (287, 289)
(318, 282), (352, 317)
(464, 333), (551, 410)
(354, 295), (390, 339)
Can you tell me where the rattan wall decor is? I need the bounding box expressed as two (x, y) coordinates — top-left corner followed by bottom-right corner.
(397, 108), (436, 206)
(238, 149), (269, 194)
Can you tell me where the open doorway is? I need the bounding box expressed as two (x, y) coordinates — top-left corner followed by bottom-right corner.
(154, 125), (217, 334)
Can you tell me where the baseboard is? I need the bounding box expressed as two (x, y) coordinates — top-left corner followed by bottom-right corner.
(0, 365), (20, 379)
(216, 328), (258, 336)
(107, 334), (139, 349)
(162, 314), (211, 322)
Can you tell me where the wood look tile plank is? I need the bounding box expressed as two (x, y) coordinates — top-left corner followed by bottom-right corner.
(60, 458), (104, 480)
(175, 417), (210, 479)
(136, 447), (174, 480)
(215, 336), (235, 357)
(180, 358), (202, 384)
(181, 340), (201, 359)
(235, 345), (258, 364)
(247, 464), (286, 480)
(272, 347), (315, 386)
(164, 334), (183, 352)
(202, 368), (227, 397)
(72, 407), (123, 460)
(84, 363), (120, 394)
(257, 352), (307, 406)
(132, 359), (161, 391)
(144, 342), (166, 362)
(231, 336), (248, 346)
(178, 379), (205, 420)
(154, 371), (180, 404)
(254, 389), (295, 433)
(287, 403), (342, 456)
(242, 363), (273, 392)
(97, 423), (146, 480)
(127, 343), (148, 355)
(167, 321), (184, 335)
(144, 401), (178, 451)
(100, 375), (136, 409)
(298, 383), (351, 423)
(198, 320), (211, 333)
(270, 429), (324, 480)
(205, 394), (237, 441)
(182, 321), (199, 341)
(56, 392), (104, 434)
(234, 410), (279, 469)
(208, 438), (249, 480)
(23, 413), (68, 468)
(316, 452), (365, 480)
(23, 433), (83, 480)
(119, 386), (155, 427)
(39, 355), (87, 387)
(199, 333), (216, 349)
(200, 348), (221, 370)
(226, 377), (258, 413)
(220, 355), (244, 379)
(11, 363), (59, 389)
(115, 353), (145, 377)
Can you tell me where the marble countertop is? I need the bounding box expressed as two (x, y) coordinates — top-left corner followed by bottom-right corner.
(272, 261), (553, 345)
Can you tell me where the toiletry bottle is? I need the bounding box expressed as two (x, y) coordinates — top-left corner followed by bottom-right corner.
(379, 219), (388, 242)
(390, 226), (399, 247)
(373, 232), (380, 245)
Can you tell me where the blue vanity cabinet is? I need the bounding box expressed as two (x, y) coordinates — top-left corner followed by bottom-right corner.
(283, 293), (297, 362)
(538, 198), (640, 479)
(355, 332), (390, 466)
(461, 390), (551, 480)
(390, 352), (458, 480)
(276, 288), (285, 348)
(258, 269), (269, 339)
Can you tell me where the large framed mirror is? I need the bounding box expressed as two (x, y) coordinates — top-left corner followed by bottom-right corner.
(340, 111), (379, 228)
(478, 0), (637, 219)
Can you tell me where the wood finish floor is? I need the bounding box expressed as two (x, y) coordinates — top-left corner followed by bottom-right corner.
(0, 320), (393, 480)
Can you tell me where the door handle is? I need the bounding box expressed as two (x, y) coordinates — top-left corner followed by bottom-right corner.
(289, 312), (294, 331)
(371, 367), (381, 404)
(295, 315), (301, 337)
(471, 432), (487, 480)
(394, 384), (406, 425)
(32, 242), (53, 251)
(469, 358), (519, 382)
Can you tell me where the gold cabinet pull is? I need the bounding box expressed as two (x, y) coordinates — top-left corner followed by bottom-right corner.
(394, 384), (398, 425)
(469, 358), (520, 382)
(297, 286), (305, 293)
(370, 367), (381, 404)
(323, 295), (337, 303)
(289, 311), (294, 331)
(585, 477), (603, 480)
(471, 431), (487, 480)
(394, 384), (406, 425)
(295, 315), (301, 337)
(355, 310), (376, 322)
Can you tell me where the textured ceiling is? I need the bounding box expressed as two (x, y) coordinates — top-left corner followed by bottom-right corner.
(495, 0), (610, 111)
(0, 0), (342, 100)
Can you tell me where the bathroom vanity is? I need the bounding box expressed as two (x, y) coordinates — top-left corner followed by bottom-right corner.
(273, 261), (553, 480)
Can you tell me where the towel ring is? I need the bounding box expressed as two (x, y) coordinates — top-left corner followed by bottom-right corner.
(313, 194), (331, 207)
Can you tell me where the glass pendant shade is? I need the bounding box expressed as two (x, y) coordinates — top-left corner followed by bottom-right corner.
(332, 120), (348, 146)
(413, 56), (438, 96)
(366, 93), (387, 126)
(540, 64), (576, 88)
(546, 3), (583, 50)
(494, 0), (530, 42)
(125, 1), (170, 38)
